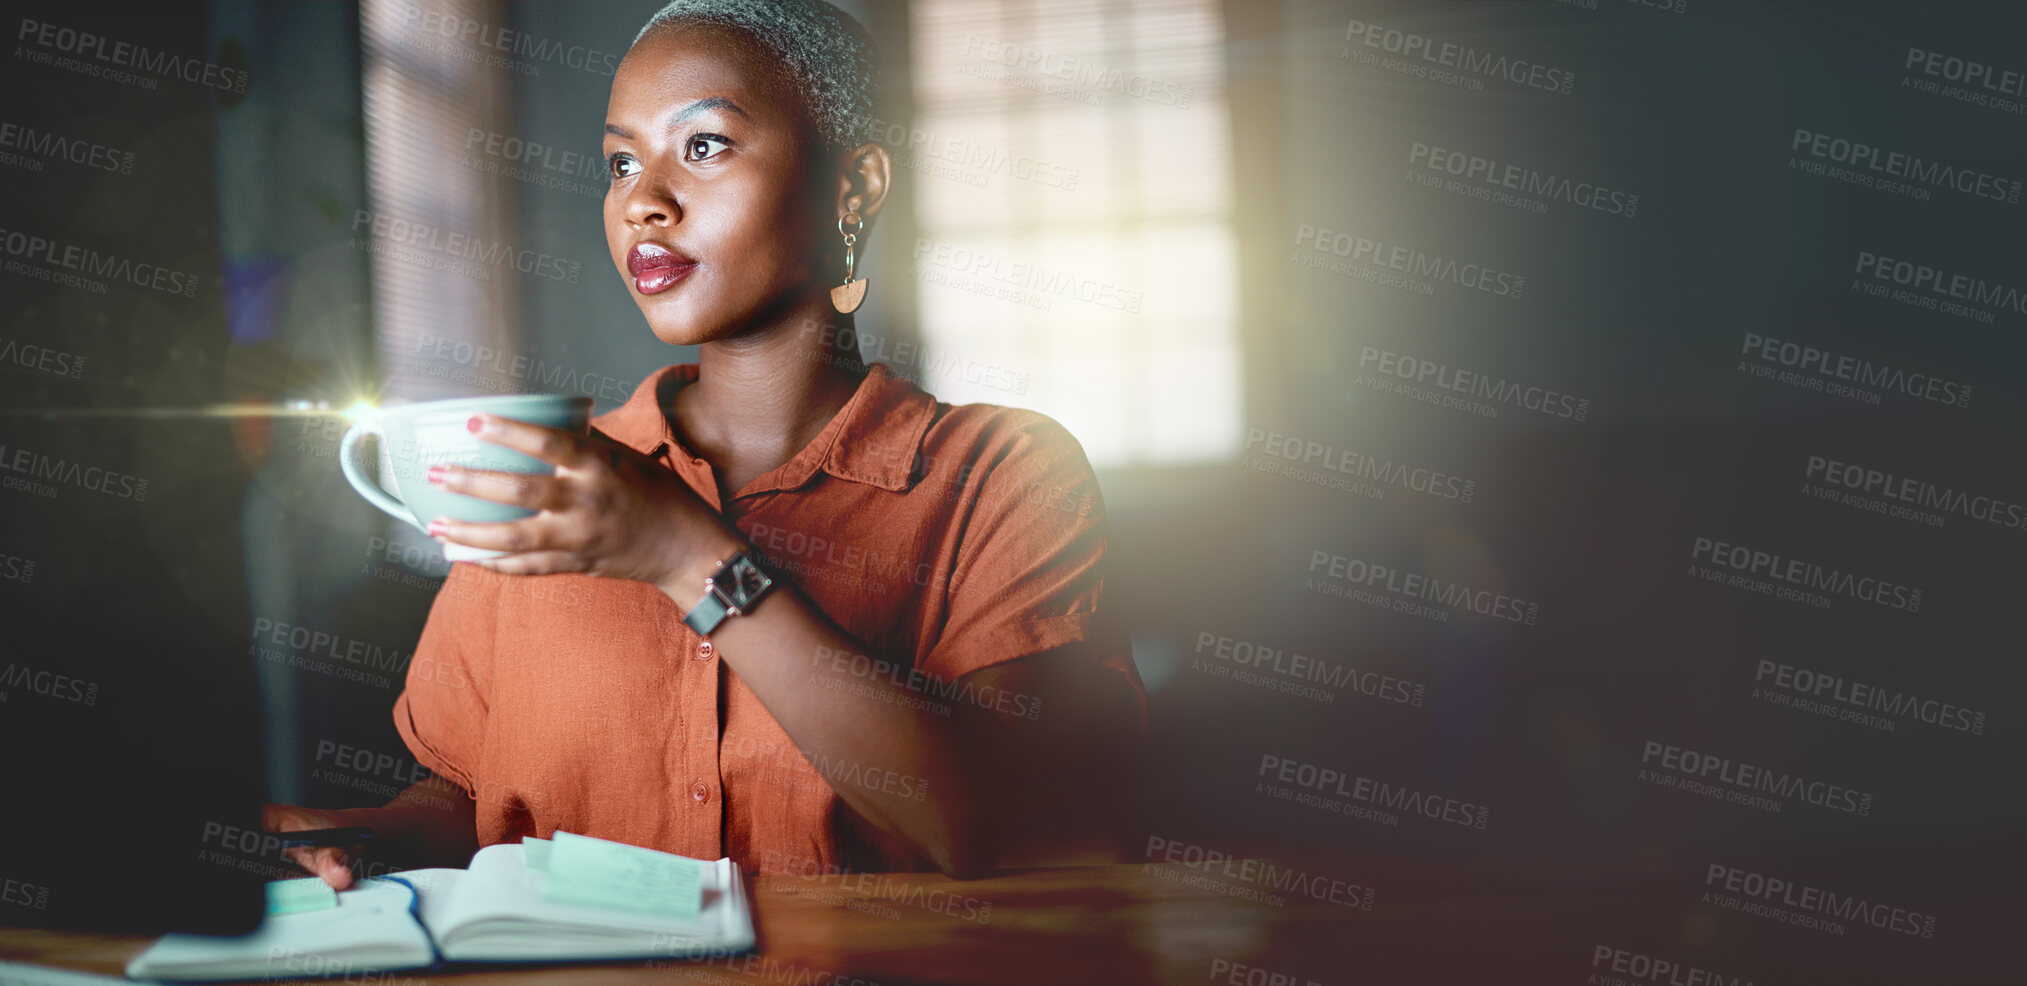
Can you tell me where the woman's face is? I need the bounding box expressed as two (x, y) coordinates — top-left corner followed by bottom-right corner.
(603, 25), (829, 346)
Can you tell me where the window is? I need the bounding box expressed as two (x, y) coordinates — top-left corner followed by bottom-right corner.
(906, 0), (1241, 466)
(359, 0), (521, 404)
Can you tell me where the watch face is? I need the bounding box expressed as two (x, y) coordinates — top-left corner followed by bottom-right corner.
(729, 555), (773, 604)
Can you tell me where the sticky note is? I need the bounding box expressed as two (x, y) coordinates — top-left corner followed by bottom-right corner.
(265, 877), (339, 916)
(539, 830), (703, 918)
(522, 836), (552, 871)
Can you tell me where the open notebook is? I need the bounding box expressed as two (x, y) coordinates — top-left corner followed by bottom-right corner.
(125, 840), (755, 982)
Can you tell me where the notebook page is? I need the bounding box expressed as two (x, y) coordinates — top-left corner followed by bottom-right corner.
(0, 958), (150, 985)
(124, 878), (432, 982)
(432, 845), (744, 959)
(398, 866), (466, 940)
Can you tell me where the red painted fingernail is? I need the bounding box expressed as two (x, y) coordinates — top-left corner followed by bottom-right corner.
(426, 464), (445, 484)
(427, 519), (445, 536)
(467, 415), (484, 433)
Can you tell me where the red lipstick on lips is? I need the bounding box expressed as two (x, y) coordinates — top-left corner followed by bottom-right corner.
(627, 242), (697, 295)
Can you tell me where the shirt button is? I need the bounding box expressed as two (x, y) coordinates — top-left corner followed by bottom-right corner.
(694, 639), (714, 661)
(691, 781), (710, 803)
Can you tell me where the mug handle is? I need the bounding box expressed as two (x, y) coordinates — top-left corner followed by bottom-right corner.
(339, 417), (428, 533)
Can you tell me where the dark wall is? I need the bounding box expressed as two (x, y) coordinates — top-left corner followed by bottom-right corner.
(1109, 1), (2025, 982)
(0, 1), (263, 932)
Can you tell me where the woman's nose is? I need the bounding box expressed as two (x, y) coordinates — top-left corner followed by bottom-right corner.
(624, 173), (681, 227)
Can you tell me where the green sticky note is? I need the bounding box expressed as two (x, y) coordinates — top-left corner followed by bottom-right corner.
(522, 836), (552, 871)
(539, 831), (703, 918)
(265, 877), (339, 916)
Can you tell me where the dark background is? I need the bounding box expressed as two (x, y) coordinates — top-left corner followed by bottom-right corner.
(2, 0), (2021, 981)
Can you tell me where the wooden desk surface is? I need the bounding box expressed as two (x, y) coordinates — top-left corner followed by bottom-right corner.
(0, 861), (1357, 986)
(0, 858), (2015, 985)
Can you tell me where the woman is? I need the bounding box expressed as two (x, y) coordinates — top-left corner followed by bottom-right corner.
(266, 0), (1142, 887)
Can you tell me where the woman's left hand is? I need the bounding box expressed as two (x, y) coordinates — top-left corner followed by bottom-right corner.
(424, 413), (741, 595)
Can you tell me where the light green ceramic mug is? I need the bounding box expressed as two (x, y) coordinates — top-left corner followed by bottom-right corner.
(339, 394), (593, 561)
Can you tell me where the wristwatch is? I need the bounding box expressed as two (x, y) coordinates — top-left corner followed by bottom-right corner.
(681, 550), (775, 636)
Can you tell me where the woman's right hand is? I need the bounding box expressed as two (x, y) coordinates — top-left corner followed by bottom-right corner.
(261, 802), (374, 890)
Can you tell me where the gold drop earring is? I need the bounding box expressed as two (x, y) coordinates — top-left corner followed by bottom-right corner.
(829, 212), (867, 314)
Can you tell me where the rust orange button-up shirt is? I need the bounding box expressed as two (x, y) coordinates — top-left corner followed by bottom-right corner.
(391, 361), (1142, 874)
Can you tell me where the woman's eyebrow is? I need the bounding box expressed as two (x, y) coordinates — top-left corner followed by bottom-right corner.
(604, 97), (750, 141)
(668, 96), (749, 125)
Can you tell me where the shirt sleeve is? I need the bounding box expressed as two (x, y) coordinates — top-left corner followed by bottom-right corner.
(391, 560), (498, 796)
(917, 415), (1144, 718)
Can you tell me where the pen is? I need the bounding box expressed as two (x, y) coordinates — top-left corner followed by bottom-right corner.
(271, 826), (377, 849)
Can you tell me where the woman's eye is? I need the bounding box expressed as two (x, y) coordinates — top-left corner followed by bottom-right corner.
(685, 135), (729, 161)
(607, 154), (639, 181)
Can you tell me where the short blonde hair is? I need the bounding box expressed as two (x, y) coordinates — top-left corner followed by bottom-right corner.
(632, 0), (880, 153)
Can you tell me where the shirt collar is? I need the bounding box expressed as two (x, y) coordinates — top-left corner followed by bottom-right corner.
(595, 361), (940, 496)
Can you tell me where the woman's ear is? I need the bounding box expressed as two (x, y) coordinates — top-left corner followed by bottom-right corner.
(834, 142), (892, 226)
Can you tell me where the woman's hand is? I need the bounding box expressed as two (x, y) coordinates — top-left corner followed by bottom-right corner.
(261, 802), (373, 891)
(424, 414), (743, 596)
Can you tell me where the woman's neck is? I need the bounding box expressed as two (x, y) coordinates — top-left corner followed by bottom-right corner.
(670, 295), (870, 471)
